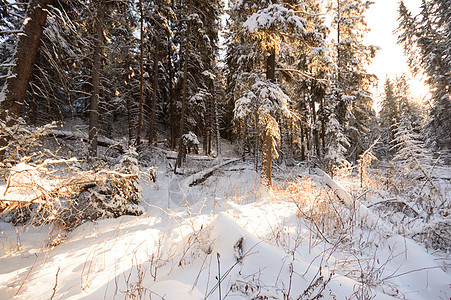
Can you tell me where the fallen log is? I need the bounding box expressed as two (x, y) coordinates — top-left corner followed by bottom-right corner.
(50, 130), (125, 153)
(311, 168), (393, 236)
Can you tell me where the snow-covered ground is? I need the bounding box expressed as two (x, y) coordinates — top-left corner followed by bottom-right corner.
(0, 147), (450, 299)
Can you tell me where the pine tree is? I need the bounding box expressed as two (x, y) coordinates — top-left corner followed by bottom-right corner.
(230, 1), (320, 185)
(326, 0), (377, 165)
(286, 0), (331, 163)
(379, 78), (399, 157)
(392, 114), (434, 175)
(324, 113), (350, 177)
(174, 0), (222, 170)
(398, 0), (450, 156)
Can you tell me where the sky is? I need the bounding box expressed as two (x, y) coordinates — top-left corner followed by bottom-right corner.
(364, 0), (429, 107)
(221, 0), (428, 108)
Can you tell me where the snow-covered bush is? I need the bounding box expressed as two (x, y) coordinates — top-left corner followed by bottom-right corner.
(0, 145), (144, 228)
(392, 118), (435, 175)
(0, 118), (57, 174)
(390, 118), (444, 220)
(182, 131), (200, 154)
(85, 147), (144, 220)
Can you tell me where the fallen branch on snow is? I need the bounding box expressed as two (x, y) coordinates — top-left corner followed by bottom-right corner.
(168, 158), (240, 206)
(311, 168), (393, 236)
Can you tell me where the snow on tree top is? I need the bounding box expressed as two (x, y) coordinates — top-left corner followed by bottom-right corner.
(242, 4), (306, 36)
(234, 77), (291, 120)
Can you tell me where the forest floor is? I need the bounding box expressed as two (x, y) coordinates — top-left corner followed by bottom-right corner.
(0, 141), (450, 299)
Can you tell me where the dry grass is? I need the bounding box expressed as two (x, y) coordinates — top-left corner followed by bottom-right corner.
(273, 176), (350, 237)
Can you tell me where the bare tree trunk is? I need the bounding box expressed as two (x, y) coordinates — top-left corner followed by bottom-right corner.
(320, 93), (326, 155)
(300, 123), (305, 161)
(203, 98), (209, 155)
(261, 47), (276, 186)
(279, 118), (287, 165)
(0, 0), (51, 152)
(89, 0), (105, 158)
(266, 47), (276, 82)
(148, 35), (159, 145)
(204, 78), (215, 156)
(261, 121), (273, 186)
(254, 113), (259, 171)
(310, 91), (321, 158)
(175, 11), (191, 172)
(213, 80), (221, 157)
(168, 36), (176, 149)
(242, 117), (248, 161)
(136, 0), (144, 145)
(126, 95), (134, 145)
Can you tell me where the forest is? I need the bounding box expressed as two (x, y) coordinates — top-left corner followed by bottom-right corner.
(0, 0), (450, 299)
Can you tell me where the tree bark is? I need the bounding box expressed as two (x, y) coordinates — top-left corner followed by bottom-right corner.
(126, 94), (134, 145)
(261, 47), (276, 186)
(242, 116), (248, 161)
(0, 0), (51, 152)
(148, 35), (159, 145)
(311, 89), (320, 158)
(213, 80), (221, 157)
(136, 0), (144, 145)
(89, 0), (105, 158)
(168, 2), (176, 150)
(261, 120), (273, 186)
(175, 11), (191, 172)
(320, 92), (326, 155)
(266, 47), (276, 83)
(300, 123), (305, 161)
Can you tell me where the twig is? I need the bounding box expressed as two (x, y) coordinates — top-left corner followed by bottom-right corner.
(50, 267), (60, 300)
(217, 253), (222, 300)
(381, 266), (443, 281)
(205, 243), (260, 298)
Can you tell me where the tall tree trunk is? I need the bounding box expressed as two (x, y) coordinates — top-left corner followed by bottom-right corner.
(203, 98), (209, 155)
(148, 35), (159, 145)
(204, 78), (214, 156)
(261, 117), (273, 186)
(300, 123), (305, 161)
(168, 36), (176, 149)
(175, 12), (191, 172)
(136, 0), (144, 145)
(213, 80), (221, 157)
(89, 0), (105, 158)
(0, 0), (51, 152)
(266, 47), (276, 82)
(254, 113), (259, 172)
(311, 90), (320, 158)
(261, 47), (276, 186)
(242, 117), (248, 161)
(126, 94), (134, 145)
(279, 118), (287, 165)
(320, 93), (326, 155)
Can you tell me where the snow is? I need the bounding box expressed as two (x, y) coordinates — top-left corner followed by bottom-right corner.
(0, 146), (450, 299)
(182, 131), (200, 146)
(243, 4), (306, 35)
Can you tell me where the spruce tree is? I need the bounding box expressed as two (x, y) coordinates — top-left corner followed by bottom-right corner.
(174, 0), (222, 170)
(398, 0), (450, 156)
(326, 0), (377, 166)
(379, 78), (399, 157)
(229, 1), (327, 185)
